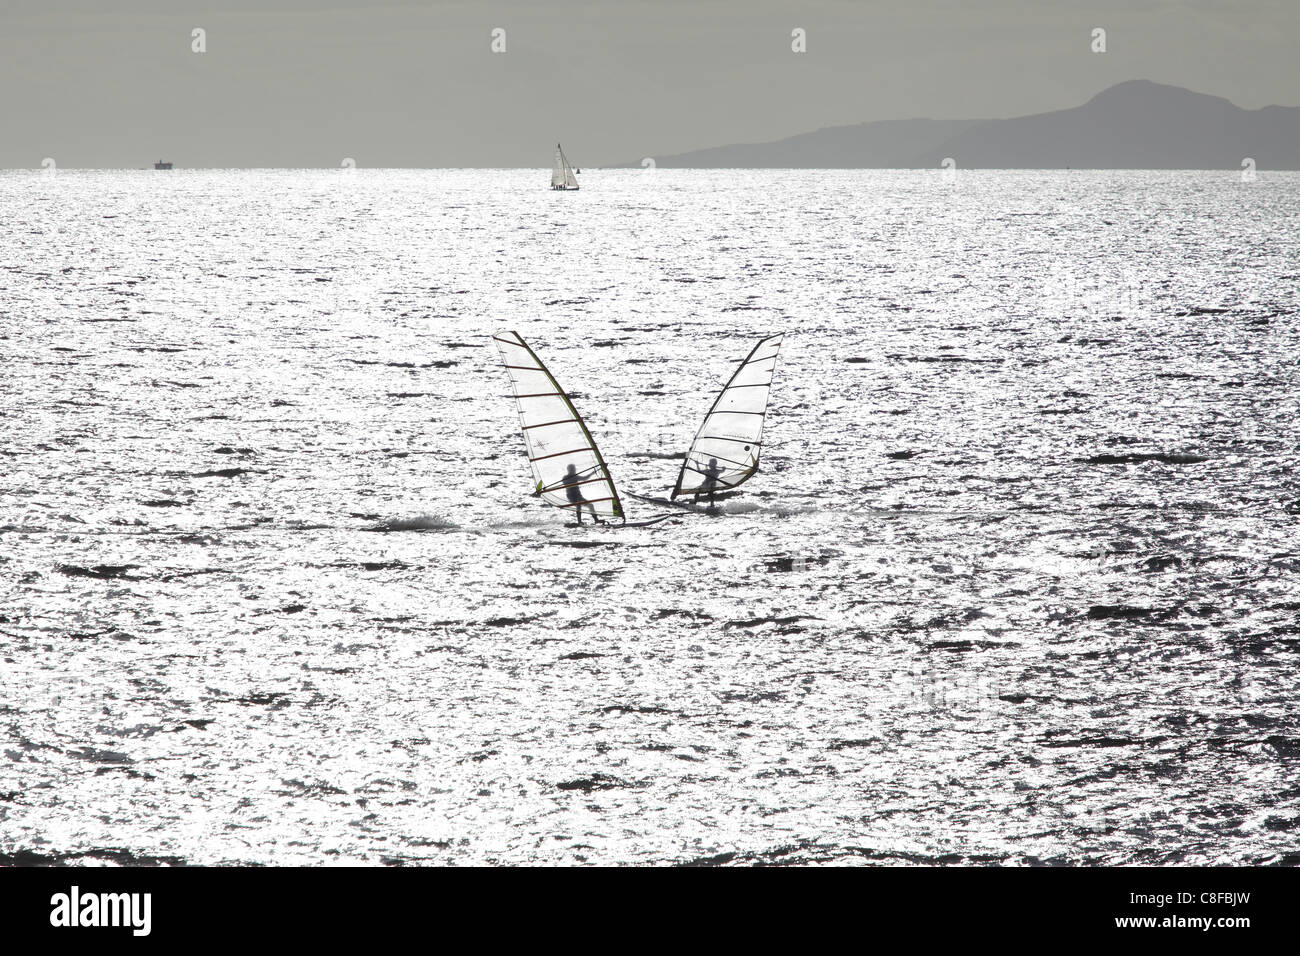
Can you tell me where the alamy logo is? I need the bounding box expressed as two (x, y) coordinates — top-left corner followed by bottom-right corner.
(49, 886), (152, 936)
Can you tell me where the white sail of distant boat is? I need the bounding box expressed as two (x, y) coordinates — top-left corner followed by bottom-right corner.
(551, 143), (579, 190)
(671, 333), (784, 499)
(492, 331), (623, 520)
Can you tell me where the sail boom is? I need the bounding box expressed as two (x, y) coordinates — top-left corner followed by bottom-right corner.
(541, 476), (607, 493)
(686, 455), (748, 473)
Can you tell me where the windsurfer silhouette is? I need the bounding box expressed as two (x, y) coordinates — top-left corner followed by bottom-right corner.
(695, 457), (724, 506)
(560, 463), (602, 524)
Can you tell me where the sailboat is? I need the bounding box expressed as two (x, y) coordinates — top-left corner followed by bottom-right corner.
(669, 333), (784, 502)
(551, 143), (579, 191)
(492, 331), (622, 522)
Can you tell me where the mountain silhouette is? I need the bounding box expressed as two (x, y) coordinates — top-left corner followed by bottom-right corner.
(629, 81), (1299, 169)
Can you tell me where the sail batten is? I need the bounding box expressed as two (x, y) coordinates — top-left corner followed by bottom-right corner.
(671, 333), (784, 499)
(493, 331), (623, 520)
(522, 419), (581, 431)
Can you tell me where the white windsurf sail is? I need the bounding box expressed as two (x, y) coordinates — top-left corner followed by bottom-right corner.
(672, 333), (784, 499)
(492, 331), (623, 520)
(551, 143), (579, 190)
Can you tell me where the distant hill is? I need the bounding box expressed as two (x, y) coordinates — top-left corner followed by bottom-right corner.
(630, 118), (984, 169)
(626, 81), (1300, 169)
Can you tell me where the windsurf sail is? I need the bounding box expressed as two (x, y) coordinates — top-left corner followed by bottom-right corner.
(551, 143), (579, 190)
(671, 333), (784, 499)
(492, 331), (623, 520)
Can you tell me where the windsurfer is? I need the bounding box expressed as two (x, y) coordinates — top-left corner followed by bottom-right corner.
(695, 457), (723, 505)
(561, 463), (602, 524)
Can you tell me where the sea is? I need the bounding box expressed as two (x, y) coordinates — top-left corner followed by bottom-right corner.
(1, 168), (1297, 865)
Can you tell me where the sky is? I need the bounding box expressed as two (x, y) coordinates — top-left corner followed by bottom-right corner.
(2, 0), (1297, 168)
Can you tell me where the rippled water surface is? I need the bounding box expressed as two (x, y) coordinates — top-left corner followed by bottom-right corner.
(1, 169), (1298, 865)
